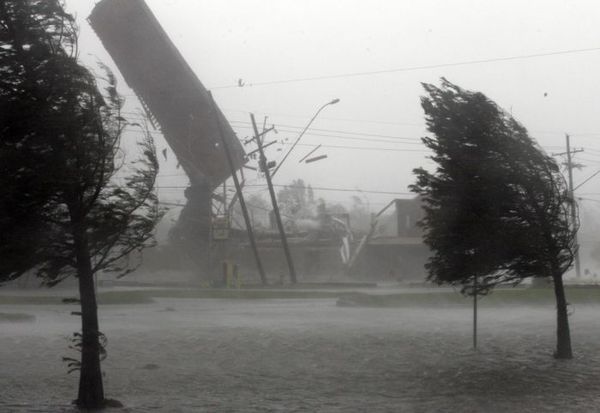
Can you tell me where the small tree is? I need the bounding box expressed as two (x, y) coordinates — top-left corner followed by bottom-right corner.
(239, 193), (270, 229)
(278, 178), (312, 217)
(1, 0), (162, 407)
(411, 79), (577, 359)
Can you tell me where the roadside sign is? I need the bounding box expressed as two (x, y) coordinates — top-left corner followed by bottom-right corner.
(212, 216), (230, 240)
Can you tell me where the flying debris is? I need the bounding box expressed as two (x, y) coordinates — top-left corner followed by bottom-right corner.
(305, 154), (328, 164)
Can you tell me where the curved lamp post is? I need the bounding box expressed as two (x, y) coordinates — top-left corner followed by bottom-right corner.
(271, 98), (340, 177)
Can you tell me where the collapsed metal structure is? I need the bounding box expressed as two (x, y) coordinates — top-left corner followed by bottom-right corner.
(87, 0), (428, 282)
(89, 0), (245, 247)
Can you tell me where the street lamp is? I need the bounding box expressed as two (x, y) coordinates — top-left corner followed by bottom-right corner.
(271, 98), (340, 177)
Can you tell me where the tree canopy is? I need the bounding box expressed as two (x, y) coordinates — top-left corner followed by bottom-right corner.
(411, 79), (576, 291)
(411, 79), (576, 358)
(1, 0), (163, 406)
(0, 0), (79, 281)
(0, 0), (162, 286)
(277, 178), (314, 218)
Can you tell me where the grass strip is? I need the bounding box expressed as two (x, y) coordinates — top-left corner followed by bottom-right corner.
(336, 287), (600, 308)
(1, 285), (599, 307)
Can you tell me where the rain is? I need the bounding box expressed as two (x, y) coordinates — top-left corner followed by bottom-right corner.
(2, 1), (600, 411)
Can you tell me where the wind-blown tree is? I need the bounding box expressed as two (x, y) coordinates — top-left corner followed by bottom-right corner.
(0, 0), (76, 281)
(411, 79), (577, 359)
(232, 193), (270, 229)
(278, 179), (314, 218)
(1, 0), (162, 408)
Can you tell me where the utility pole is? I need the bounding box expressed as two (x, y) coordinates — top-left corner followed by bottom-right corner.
(250, 113), (298, 284)
(208, 92), (267, 285)
(565, 134), (582, 277)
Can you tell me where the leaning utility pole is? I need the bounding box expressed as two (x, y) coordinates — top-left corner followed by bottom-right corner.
(209, 92), (267, 285)
(565, 134), (582, 277)
(250, 113), (298, 284)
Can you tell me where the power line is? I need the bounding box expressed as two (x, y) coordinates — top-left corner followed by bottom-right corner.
(568, 133), (600, 138)
(158, 183), (411, 196)
(119, 109), (600, 146)
(290, 142), (429, 153)
(245, 183), (411, 196)
(580, 148), (600, 155)
(226, 108), (600, 138)
(574, 170), (600, 191)
(210, 46), (600, 89)
(233, 126), (430, 152)
(575, 157), (600, 165)
(233, 126), (423, 146)
(230, 120), (422, 142)
(224, 108), (423, 127)
(231, 121), (600, 152)
(578, 197), (600, 204)
(121, 126), (600, 158)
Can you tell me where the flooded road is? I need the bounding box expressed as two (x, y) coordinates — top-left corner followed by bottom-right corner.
(2, 296), (600, 412)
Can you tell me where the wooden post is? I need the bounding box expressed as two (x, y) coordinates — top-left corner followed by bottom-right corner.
(565, 134), (581, 277)
(250, 113), (298, 284)
(208, 92), (267, 285)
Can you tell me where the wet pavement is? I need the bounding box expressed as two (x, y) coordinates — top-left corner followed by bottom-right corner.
(2, 297), (600, 412)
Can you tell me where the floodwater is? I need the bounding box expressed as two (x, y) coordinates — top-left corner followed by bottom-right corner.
(2, 294), (600, 412)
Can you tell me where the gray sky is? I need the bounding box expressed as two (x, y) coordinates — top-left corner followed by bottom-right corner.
(67, 0), (600, 214)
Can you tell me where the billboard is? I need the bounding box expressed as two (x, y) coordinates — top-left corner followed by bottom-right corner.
(89, 0), (245, 190)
